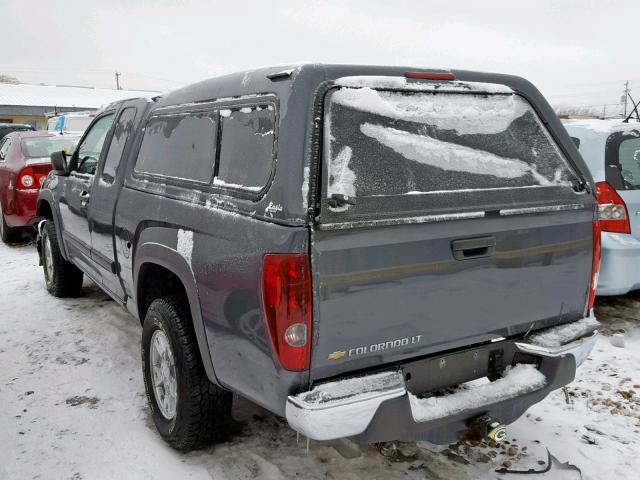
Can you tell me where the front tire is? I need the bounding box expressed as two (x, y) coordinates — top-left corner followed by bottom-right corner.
(41, 220), (83, 297)
(142, 296), (232, 452)
(0, 202), (22, 244)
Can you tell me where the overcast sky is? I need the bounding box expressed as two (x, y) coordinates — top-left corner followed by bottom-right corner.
(1, 0), (637, 112)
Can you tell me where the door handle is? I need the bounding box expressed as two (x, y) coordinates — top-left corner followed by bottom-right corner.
(80, 190), (90, 198)
(451, 236), (496, 260)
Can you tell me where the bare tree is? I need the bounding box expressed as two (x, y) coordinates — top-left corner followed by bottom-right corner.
(554, 105), (598, 117)
(0, 74), (20, 84)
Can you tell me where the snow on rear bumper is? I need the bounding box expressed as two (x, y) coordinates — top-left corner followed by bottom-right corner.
(286, 318), (599, 442)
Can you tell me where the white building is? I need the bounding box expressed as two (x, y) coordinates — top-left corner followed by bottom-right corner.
(0, 83), (158, 129)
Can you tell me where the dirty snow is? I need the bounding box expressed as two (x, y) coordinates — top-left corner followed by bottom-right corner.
(176, 229), (194, 267)
(1, 241), (639, 479)
(332, 85), (527, 135)
(409, 365), (547, 423)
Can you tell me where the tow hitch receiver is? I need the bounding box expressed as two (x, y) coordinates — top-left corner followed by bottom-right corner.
(470, 416), (507, 443)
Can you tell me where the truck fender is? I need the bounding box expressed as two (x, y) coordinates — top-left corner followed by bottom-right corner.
(134, 241), (221, 387)
(36, 193), (69, 260)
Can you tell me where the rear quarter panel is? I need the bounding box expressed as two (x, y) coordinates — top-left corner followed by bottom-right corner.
(115, 185), (310, 415)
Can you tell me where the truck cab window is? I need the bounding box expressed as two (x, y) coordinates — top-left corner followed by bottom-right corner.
(101, 107), (137, 182)
(75, 114), (115, 175)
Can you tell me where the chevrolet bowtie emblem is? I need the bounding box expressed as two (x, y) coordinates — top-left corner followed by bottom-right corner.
(328, 351), (346, 361)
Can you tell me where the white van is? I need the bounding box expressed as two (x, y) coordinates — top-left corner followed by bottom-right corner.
(47, 112), (95, 134)
(564, 119), (640, 295)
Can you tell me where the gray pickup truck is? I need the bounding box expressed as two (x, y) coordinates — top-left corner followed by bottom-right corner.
(36, 64), (600, 452)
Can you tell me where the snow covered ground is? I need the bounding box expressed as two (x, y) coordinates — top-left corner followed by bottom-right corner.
(0, 240), (638, 479)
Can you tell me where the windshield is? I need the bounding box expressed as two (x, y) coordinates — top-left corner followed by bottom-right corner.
(65, 117), (93, 132)
(325, 87), (578, 201)
(22, 136), (80, 158)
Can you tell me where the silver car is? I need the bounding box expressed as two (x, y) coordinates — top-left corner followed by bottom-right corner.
(564, 119), (640, 295)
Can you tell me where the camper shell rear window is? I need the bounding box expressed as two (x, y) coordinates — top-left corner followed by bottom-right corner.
(321, 81), (581, 223)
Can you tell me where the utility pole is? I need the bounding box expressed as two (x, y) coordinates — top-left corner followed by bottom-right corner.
(603, 104), (606, 119)
(623, 80), (630, 117)
(115, 71), (122, 90)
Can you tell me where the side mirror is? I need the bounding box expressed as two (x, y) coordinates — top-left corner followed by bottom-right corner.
(50, 150), (68, 175)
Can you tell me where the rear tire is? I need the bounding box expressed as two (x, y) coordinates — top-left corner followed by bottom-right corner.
(142, 296), (232, 452)
(0, 202), (22, 244)
(41, 220), (83, 297)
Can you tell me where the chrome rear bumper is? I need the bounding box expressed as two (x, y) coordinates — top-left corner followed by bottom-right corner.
(286, 318), (599, 442)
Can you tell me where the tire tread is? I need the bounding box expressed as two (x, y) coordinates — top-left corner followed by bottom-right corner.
(143, 296), (231, 452)
(42, 220), (83, 297)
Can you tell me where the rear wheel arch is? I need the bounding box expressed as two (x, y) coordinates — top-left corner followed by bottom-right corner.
(134, 244), (221, 387)
(36, 196), (68, 259)
(36, 199), (53, 220)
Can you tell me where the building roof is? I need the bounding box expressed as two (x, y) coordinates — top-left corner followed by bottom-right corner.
(0, 83), (158, 109)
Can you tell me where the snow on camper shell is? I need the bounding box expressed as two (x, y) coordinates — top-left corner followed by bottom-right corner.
(323, 77), (580, 219)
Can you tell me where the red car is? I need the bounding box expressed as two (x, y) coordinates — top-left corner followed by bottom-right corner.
(0, 131), (79, 242)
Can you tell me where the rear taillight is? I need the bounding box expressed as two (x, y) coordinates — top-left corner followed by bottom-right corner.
(596, 181), (631, 234)
(588, 220), (601, 311)
(261, 253), (312, 371)
(405, 71), (455, 81)
(17, 167), (47, 190)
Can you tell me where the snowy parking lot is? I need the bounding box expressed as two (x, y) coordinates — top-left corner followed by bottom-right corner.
(1, 240), (639, 480)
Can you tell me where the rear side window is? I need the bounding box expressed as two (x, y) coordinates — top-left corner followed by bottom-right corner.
(215, 106), (275, 191)
(617, 137), (640, 188)
(136, 111), (218, 183)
